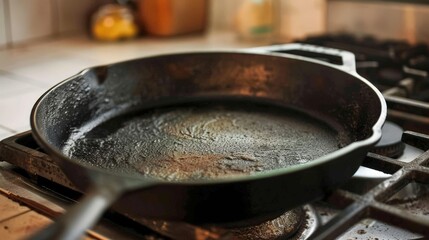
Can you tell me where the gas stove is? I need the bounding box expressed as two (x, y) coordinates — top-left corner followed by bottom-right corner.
(1, 35), (429, 239)
(297, 34), (429, 134)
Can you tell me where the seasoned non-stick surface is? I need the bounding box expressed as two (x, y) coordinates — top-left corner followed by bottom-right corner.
(64, 102), (345, 181)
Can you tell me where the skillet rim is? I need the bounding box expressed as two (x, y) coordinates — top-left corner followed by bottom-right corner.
(30, 50), (387, 186)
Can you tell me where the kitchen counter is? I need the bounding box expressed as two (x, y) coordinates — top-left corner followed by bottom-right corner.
(0, 31), (259, 140)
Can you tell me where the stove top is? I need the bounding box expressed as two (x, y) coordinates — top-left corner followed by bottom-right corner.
(297, 34), (429, 135)
(1, 35), (429, 239)
(0, 132), (429, 239)
(1, 129), (429, 239)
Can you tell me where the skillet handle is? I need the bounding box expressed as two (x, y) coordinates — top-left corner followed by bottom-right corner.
(249, 43), (357, 73)
(28, 185), (121, 240)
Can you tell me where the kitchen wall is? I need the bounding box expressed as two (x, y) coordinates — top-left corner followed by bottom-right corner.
(209, 0), (429, 44)
(0, 0), (105, 49)
(327, 0), (429, 44)
(5, 0), (429, 49)
(0, 0), (327, 49)
(0, 0), (429, 49)
(2, 0), (429, 50)
(209, 0), (326, 41)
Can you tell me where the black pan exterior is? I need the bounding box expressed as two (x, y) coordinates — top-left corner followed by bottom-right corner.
(31, 51), (386, 224)
(118, 148), (367, 225)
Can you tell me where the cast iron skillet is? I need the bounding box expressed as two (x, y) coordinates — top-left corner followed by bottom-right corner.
(30, 44), (386, 240)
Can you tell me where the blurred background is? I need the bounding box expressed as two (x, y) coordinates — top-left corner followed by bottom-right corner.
(0, 0), (429, 48)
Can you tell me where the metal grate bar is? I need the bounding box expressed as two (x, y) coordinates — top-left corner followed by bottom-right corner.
(369, 202), (429, 236)
(312, 131), (429, 239)
(372, 170), (411, 202)
(411, 169), (429, 184)
(386, 96), (429, 117)
(402, 131), (429, 152)
(411, 151), (429, 167)
(310, 203), (368, 240)
(362, 152), (405, 174)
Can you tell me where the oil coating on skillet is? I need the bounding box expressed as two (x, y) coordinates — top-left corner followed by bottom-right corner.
(64, 101), (349, 181)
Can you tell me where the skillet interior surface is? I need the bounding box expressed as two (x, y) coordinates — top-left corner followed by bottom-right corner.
(63, 100), (349, 181)
(31, 51), (385, 223)
(33, 51), (383, 185)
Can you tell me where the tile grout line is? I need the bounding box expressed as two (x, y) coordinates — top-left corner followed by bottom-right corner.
(3, 0), (12, 48)
(0, 69), (53, 89)
(0, 124), (17, 133)
(50, 0), (59, 37)
(0, 87), (40, 99)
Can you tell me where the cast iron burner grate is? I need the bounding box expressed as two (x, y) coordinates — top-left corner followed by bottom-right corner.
(295, 34), (429, 134)
(311, 131), (429, 239)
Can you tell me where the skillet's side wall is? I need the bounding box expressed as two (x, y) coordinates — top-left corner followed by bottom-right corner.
(112, 53), (382, 143)
(32, 52), (383, 223)
(116, 142), (368, 224)
(35, 52), (381, 152)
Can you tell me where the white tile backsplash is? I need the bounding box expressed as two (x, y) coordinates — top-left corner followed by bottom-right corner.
(209, 0), (327, 41)
(56, 0), (98, 34)
(0, 72), (42, 97)
(0, 43), (69, 70)
(209, 0), (243, 31)
(279, 0), (326, 40)
(0, 126), (14, 140)
(8, 0), (54, 44)
(4, 53), (100, 87)
(327, 1), (407, 41)
(2, 68), (75, 131)
(0, 31), (254, 133)
(1, 0), (111, 47)
(415, 6), (429, 44)
(0, 87), (45, 131)
(0, 0), (8, 48)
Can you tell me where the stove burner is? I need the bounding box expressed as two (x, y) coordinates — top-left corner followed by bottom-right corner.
(371, 121), (405, 158)
(214, 205), (318, 240)
(139, 205), (319, 239)
(224, 208), (304, 239)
